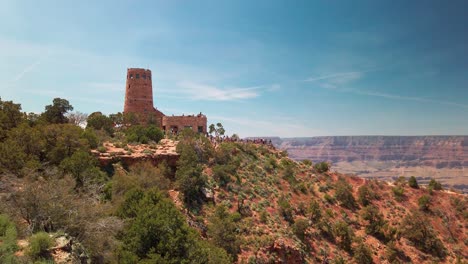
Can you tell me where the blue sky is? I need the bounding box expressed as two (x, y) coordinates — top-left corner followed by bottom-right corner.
(1, 0), (468, 137)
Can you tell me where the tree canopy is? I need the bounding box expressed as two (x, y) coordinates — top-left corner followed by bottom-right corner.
(42, 98), (74, 124)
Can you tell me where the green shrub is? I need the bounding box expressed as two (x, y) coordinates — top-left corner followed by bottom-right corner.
(418, 195), (431, 211)
(353, 241), (373, 264)
(428, 179), (443, 191)
(332, 255), (346, 264)
(332, 221), (354, 252)
(175, 141), (207, 207)
(0, 214), (11, 236)
(292, 218), (309, 241)
(81, 128), (99, 149)
(142, 149), (153, 155)
(282, 164), (297, 185)
(97, 146), (106, 153)
(314, 162), (330, 173)
(309, 200), (322, 222)
(125, 125), (164, 144)
(146, 125), (164, 141)
(399, 212), (446, 258)
(260, 210), (269, 224)
(334, 178), (357, 209)
(361, 205), (386, 240)
(0, 214), (19, 263)
(208, 205), (241, 261)
(392, 186), (405, 201)
(357, 185), (375, 206)
(118, 188), (231, 263)
(395, 176), (407, 186)
(318, 223), (334, 242)
(324, 193), (335, 204)
(318, 184), (330, 193)
(408, 176), (419, 189)
(297, 202), (307, 215)
(264, 157), (277, 173)
(385, 241), (399, 263)
(277, 195), (294, 223)
(294, 182), (308, 194)
(450, 197), (467, 218)
(86, 112), (114, 135)
(60, 150), (107, 189)
(213, 164), (232, 187)
(28, 232), (53, 260)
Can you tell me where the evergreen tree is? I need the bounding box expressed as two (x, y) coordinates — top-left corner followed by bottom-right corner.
(42, 98), (73, 124)
(335, 178), (357, 209)
(408, 176), (419, 189)
(175, 141), (206, 206)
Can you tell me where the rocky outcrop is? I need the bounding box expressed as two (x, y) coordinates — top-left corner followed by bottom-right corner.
(50, 234), (89, 264)
(92, 139), (180, 169)
(96, 152), (179, 168)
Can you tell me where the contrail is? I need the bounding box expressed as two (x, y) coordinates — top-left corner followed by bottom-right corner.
(304, 68), (382, 82)
(12, 60), (41, 82)
(348, 88), (468, 109)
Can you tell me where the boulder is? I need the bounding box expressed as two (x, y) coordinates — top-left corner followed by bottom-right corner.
(51, 234), (89, 264)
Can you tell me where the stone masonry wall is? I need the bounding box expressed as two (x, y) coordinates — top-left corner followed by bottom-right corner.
(162, 115), (207, 133)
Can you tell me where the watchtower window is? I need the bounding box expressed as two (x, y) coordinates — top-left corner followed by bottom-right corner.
(136, 74), (140, 79)
(142, 74), (146, 79)
(148, 76), (151, 80)
(130, 74), (133, 79)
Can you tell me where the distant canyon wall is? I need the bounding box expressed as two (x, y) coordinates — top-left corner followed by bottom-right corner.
(273, 136), (468, 192)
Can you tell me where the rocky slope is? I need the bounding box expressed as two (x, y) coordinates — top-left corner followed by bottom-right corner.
(193, 141), (468, 263)
(2, 137), (467, 263)
(273, 136), (468, 192)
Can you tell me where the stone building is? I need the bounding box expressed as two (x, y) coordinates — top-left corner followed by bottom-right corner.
(124, 68), (207, 133)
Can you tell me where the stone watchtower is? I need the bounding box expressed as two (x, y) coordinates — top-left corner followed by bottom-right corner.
(123, 67), (207, 133)
(124, 68), (164, 123)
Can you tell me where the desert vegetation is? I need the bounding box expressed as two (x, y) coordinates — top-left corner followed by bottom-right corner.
(0, 97), (467, 263)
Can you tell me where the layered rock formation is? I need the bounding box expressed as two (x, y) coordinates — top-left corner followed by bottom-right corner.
(274, 136), (468, 192)
(91, 139), (179, 168)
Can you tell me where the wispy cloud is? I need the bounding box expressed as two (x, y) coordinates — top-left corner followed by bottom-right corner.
(307, 67), (468, 110)
(158, 81), (279, 101)
(268, 83), (281, 91)
(305, 71), (364, 82)
(304, 68), (380, 84)
(179, 81), (260, 101)
(12, 60), (42, 82)
(351, 89), (468, 109)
